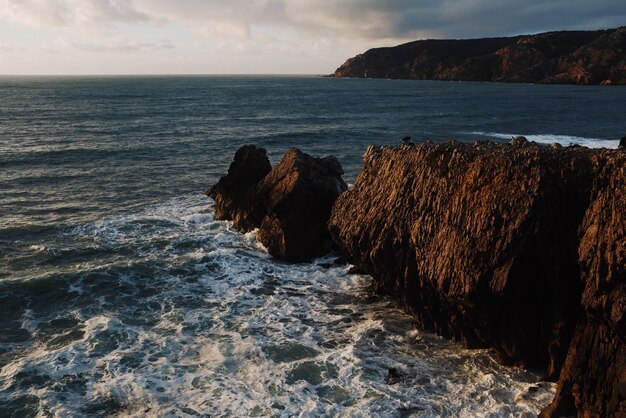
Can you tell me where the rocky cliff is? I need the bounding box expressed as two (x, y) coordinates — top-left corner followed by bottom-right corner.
(208, 146), (347, 262)
(333, 27), (626, 85)
(328, 141), (625, 417)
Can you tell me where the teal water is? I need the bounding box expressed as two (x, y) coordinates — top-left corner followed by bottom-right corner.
(1, 76), (624, 417)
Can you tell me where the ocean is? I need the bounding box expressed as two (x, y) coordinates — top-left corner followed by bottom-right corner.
(1, 76), (624, 417)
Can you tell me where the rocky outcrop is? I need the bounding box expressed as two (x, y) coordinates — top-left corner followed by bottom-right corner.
(207, 145), (272, 230)
(328, 142), (625, 417)
(332, 27), (626, 85)
(208, 146), (347, 262)
(542, 155), (625, 417)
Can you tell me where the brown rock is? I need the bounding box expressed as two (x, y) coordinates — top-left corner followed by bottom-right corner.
(542, 156), (626, 417)
(328, 142), (625, 417)
(510, 135), (529, 146)
(253, 149), (348, 261)
(208, 147), (347, 262)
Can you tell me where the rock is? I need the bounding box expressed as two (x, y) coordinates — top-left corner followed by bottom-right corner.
(386, 368), (404, 385)
(206, 145), (271, 229)
(254, 150), (348, 261)
(550, 142), (563, 150)
(332, 27), (626, 85)
(510, 136), (528, 146)
(620, 136), (626, 148)
(541, 155), (625, 417)
(328, 142), (625, 417)
(208, 147), (347, 262)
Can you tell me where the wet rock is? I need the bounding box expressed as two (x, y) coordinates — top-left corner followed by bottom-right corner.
(208, 147), (347, 262)
(619, 136), (626, 148)
(328, 142), (625, 417)
(253, 149), (347, 261)
(386, 368), (405, 385)
(206, 145), (271, 229)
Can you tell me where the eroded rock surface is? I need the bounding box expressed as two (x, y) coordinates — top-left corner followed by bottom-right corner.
(208, 147), (347, 262)
(328, 142), (625, 417)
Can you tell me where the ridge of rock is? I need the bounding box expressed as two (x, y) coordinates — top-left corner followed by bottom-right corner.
(332, 27), (626, 85)
(328, 142), (625, 417)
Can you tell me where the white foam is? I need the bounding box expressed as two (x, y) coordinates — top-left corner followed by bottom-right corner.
(1, 192), (555, 417)
(468, 131), (620, 149)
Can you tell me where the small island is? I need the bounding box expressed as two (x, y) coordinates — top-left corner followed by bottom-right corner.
(332, 27), (626, 85)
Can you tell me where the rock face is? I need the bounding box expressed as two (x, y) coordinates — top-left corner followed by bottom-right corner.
(332, 27), (626, 85)
(328, 142), (625, 417)
(208, 146), (347, 262)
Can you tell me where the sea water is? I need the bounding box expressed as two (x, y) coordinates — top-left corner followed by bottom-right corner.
(1, 76), (624, 417)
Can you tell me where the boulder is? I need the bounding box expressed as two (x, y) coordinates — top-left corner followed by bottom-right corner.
(619, 136), (626, 148)
(253, 149), (348, 261)
(208, 146), (347, 262)
(206, 145), (271, 230)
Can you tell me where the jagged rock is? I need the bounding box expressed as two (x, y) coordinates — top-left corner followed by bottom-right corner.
(253, 149), (348, 261)
(208, 147), (347, 262)
(328, 142), (625, 417)
(332, 27), (626, 85)
(206, 145), (271, 229)
(620, 136), (626, 148)
(541, 156), (625, 417)
(510, 136), (529, 146)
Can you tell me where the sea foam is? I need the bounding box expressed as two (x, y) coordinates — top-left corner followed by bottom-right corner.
(0, 194), (554, 417)
(468, 131), (620, 149)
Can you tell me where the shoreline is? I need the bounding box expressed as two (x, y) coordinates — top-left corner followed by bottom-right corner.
(210, 139), (625, 417)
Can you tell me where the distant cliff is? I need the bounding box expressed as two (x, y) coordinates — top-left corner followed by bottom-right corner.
(333, 27), (626, 85)
(329, 141), (625, 417)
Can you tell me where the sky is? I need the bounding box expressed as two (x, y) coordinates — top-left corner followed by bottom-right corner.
(0, 0), (624, 75)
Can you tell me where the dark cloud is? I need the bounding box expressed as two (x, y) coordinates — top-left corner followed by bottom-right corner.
(385, 0), (626, 39)
(1, 0), (623, 41)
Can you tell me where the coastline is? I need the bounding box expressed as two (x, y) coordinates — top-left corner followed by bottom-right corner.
(329, 140), (624, 417)
(210, 139), (625, 417)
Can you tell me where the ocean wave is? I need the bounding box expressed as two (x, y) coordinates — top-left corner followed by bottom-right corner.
(0, 193), (554, 417)
(467, 131), (620, 149)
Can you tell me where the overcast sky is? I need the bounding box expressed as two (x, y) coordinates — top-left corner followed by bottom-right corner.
(0, 0), (624, 75)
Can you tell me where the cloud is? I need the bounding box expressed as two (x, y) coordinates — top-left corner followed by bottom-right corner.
(0, 0), (152, 27)
(1, 0), (624, 42)
(0, 43), (23, 53)
(67, 38), (175, 53)
(196, 22), (251, 41)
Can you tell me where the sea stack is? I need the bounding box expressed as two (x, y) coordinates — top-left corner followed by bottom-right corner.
(208, 146), (348, 262)
(328, 142), (625, 417)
